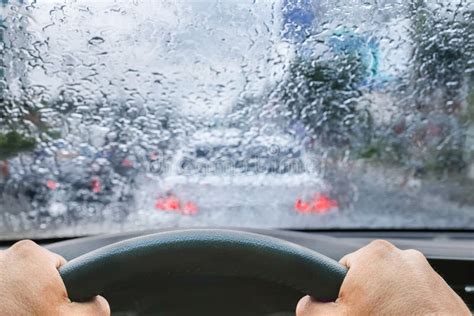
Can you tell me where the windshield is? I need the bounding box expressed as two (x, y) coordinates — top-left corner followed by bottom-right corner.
(1, 0), (473, 239)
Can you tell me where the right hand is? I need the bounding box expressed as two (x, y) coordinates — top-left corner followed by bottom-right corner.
(296, 240), (470, 315)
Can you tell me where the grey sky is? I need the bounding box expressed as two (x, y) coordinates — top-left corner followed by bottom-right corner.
(9, 0), (291, 117)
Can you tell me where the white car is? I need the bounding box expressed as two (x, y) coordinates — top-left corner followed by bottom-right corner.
(133, 129), (338, 224)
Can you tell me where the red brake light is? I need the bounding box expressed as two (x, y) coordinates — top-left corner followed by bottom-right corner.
(121, 159), (133, 168)
(165, 196), (181, 210)
(183, 202), (199, 215)
(313, 194), (339, 213)
(91, 178), (101, 193)
(155, 198), (166, 210)
(295, 193), (338, 214)
(155, 195), (198, 216)
(295, 199), (312, 213)
(46, 180), (58, 190)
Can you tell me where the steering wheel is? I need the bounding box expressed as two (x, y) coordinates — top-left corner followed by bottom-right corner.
(59, 229), (347, 305)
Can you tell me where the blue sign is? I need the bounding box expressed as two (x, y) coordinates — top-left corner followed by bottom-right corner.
(281, 0), (315, 43)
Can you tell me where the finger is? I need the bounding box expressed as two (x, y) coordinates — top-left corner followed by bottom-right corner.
(296, 295), (339, 316)
(68, 295), (110, 316)
(403, 249), (427, 263)
(340, 240), (398, 268)
(43, 249), (67, 268)
(338, 246), (370, 268)
(31, 246), (67, 269)
(55, 254), (67, 268)
(8, 240), (66, 268)
(339, 253), (352, 268)
(339, 249), (361, 268)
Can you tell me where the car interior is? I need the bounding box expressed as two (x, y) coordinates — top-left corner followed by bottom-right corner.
(0, 228), (457, 315)
(1, 0), (473, 315)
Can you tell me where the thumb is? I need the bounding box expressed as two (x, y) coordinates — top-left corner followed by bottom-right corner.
(296, 295), (340, 316)
(67, 295), (110, 316)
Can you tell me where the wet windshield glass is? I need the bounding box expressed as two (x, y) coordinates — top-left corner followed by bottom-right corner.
(1, 0), (473, 238)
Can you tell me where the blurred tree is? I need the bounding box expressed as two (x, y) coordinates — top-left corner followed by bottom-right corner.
(0, 0), (40, 163)
(280, 53), (371, 147)
(409, 0), (473, 112)
(0, 130), (35, 160)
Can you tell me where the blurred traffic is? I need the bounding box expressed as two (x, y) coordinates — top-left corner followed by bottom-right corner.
(0, 0), (473, 238)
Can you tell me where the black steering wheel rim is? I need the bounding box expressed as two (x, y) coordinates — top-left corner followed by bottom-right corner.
(59, 229), (347, 303)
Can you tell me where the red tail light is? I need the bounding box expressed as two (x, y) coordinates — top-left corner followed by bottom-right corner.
(121, 158), (133, 168)
(183, 202), (199, 215)
(295, 199), (312, 213)
(295, 193), (338, 214)
(155, 198), (166, 210)
(155, 195), (199, 216)
(46, 180), (58, 190)
(313, 193), (338, 213)
(91, 178), (101, 193)
(165, 196), (181, 210)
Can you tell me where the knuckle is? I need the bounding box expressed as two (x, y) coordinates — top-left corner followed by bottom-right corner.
(57, 254), (67, 265)
(404, 249), (426, 260)
(10, 240), (40, 254)
(368, 239), (396, 253)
